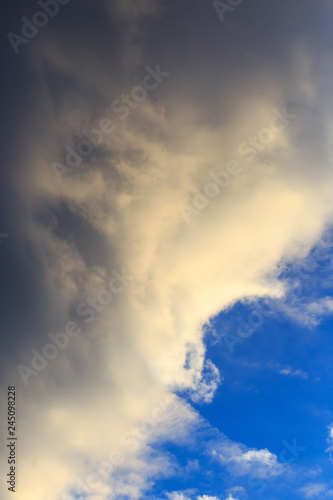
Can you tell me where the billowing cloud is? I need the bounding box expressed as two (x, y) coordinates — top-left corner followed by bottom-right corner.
(2, 1), (333, 499)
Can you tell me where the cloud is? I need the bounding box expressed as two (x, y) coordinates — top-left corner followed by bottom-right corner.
(198, 496), (221, 500)
(326, 424), (333, 460)
(185, 359), (222, 404)
(266, 361), (309, 379)
(166, 494), (221, 500)
(210, 437), (284, 479)
(276, 295), (333, 327)
(225, 487), (246, 500)
(279, 367), (309, 379)
(299, 483), (330, 498)
(3, 1), (333, 500)
(166, 493), (193, 500)
(165, 493), (236, 500)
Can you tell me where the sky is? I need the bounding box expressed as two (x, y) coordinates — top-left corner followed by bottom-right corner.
(1, 0), (333, 499)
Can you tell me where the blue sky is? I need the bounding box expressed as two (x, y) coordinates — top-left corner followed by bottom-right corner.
(142, 234), (333, 500)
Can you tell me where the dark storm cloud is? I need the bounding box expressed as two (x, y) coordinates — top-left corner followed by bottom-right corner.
(0, 0), (134, 373)
(140, 0), (333, 125)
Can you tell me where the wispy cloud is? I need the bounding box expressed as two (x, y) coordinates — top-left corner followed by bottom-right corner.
(277, 296), (333, 327)
(299, 483), (333, 498)
(326, 424), (333, 460)
(278, 367), (309, 380)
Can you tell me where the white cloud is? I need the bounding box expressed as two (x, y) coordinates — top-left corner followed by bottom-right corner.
(166, 494), (238, 500)
(165, 494), (236, 500)
(326, 423), (333, 460)
(166, 493), (192, 500)
(187, 359), (222, 404)
(166, 493), (221, 500)
(211, 438), (284, 479)
(233, 448), (283, 478)
(277, 296), (333, 327)
(299, 483), (328, 498)
(198, 496), (221, 500)
(279, 367), (309, 379)
(225, 487), (246, 500)
(184, 459), (200, 474)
